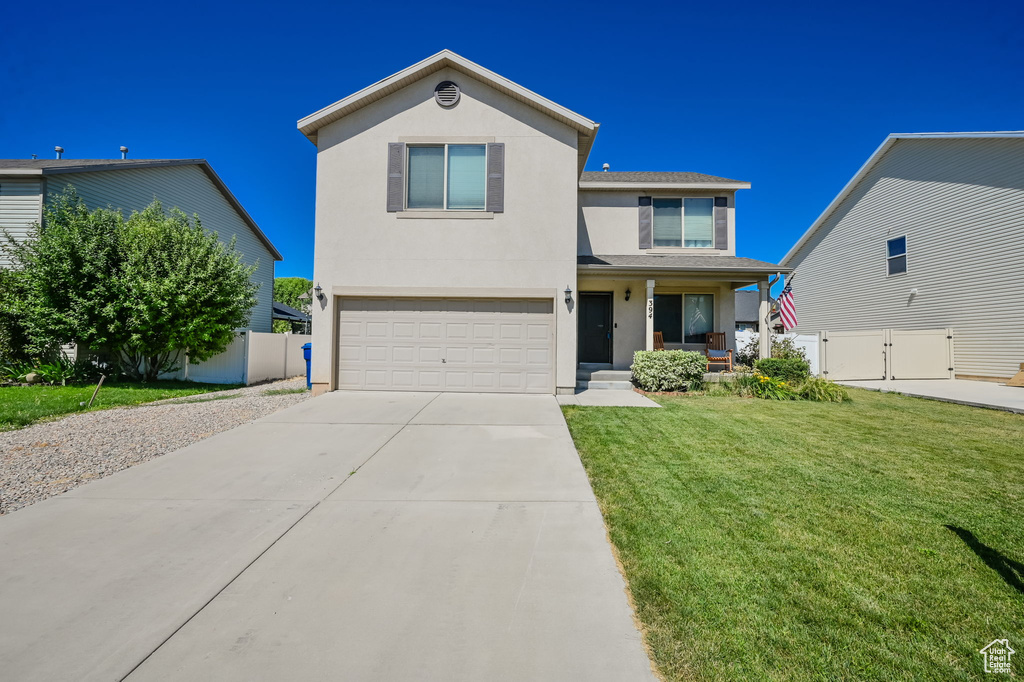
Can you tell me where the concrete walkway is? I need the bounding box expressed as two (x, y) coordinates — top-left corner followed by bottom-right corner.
(840, 379), (1024, 414)
(0, 392), (655, 682)
(557, 388), (661, 407)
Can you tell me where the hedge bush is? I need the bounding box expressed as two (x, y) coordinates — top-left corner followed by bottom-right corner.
(631, 350), (707, 392)
(797, 377), (850, 403)
(754, 358), (810, 383)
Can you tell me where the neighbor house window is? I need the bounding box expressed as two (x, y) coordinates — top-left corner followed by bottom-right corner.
(407, 144), (486, 210)
(652, 197), (715, 247)
(653, 293), (715, 344)
(887, 236), (907, 275)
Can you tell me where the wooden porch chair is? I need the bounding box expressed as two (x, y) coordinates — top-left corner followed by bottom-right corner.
(653, 331), (665, 351)
(704, 332), (733, 372)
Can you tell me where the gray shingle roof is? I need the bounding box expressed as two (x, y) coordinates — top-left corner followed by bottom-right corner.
(580, 171), (746, 184)
(579, 254), (789, 272)
(735, 290), (777, 321)
(0, 158), (282, 261)
(0, 159), (201, 171)
(272, 301), (311, 322)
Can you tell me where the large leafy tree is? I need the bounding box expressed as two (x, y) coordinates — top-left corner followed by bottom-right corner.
(272, 276), (312, 333)
(119, 202), (258, 380)
(5, 188), (259, 381)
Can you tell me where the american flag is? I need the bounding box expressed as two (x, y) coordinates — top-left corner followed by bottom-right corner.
(778, 279), (798, 331)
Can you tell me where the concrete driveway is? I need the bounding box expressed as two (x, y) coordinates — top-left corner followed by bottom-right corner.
(0, 391), (655, 681)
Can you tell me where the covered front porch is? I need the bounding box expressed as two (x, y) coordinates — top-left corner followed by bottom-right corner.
(576, 256), (790, 371)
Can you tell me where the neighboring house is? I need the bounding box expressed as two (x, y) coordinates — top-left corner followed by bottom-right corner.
(273, 300), (311, 334)
(781, 131), (1024, 381)
(734, 290), (776, 332)
(0, 158), (281, 332)
(299, 50), (786, 395)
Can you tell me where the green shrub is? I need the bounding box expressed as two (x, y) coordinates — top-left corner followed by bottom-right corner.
(631, 350), (706, 392)
(754, 358), (810, 383)
(797, 377), (850, 403)
(747, 372), (798, 400)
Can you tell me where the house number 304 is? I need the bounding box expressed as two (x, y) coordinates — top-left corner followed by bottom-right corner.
(647, 301), (654, 319)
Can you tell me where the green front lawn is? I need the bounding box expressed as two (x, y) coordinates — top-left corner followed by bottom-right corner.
(0, 381), (240, 431)
(562, 390), (1024, 681)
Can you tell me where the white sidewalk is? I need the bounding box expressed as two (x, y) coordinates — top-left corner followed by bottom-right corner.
(839, 379), (1024, 414)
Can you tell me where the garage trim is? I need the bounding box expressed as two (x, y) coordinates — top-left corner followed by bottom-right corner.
(331, 292), (558, 394)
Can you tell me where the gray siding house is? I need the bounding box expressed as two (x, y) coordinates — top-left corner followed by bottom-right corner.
(0, 159), (282, 332)
(781, 132), (1024, 380)
(301, 50), (786, 395)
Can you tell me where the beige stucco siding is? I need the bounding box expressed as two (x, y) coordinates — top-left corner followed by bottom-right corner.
(577, 277), (737, 370)
(44, 165), (275, 332)
(310, 67), (579, 391)
(578, 189), (736, 256)
(0, 180), (43, 267)
(786, 137), (1024, 379)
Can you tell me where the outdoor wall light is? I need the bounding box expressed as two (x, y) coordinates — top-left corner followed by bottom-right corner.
(625, 288), (631, 301)
(564, 286), (573, 304)
(314, 283), (324, 300)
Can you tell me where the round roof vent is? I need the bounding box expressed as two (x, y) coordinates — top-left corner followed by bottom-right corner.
(434, 81), (460, 107)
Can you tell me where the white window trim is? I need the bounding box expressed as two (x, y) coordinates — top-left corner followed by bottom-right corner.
(886, 235), (908, 276)
(406, 143), (488, 212)
(651, 197), (715, 249)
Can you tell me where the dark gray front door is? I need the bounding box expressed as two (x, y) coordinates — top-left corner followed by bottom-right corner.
(578, 293), (612, 364)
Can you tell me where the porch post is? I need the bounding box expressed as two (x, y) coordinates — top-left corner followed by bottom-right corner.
(758, 279), (771, 360)
(645, 279), (656, 351)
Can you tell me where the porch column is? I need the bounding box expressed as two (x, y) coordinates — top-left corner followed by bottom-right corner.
(758, 279), (771, 360)
(645, 279), (656, 351)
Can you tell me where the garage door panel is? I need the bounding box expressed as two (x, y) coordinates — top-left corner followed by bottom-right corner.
(337, 297), (554, 394)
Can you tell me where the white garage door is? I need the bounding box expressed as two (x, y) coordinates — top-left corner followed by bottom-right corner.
(337, 297), (555, 393)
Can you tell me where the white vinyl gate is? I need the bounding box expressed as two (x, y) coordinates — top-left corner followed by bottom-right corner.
(820, 329), (954, 381)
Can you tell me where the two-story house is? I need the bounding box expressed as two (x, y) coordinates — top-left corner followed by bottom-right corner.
(0, 158), (281, 332)
(300, 51), (785, 395)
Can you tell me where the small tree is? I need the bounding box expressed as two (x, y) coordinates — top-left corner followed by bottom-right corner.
(119, 203), (258, 381)
(4, 189), (129, 360)
(6, 188), (259, 381)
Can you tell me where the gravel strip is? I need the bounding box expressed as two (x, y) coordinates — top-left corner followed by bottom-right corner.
(0, 377), (311, 515)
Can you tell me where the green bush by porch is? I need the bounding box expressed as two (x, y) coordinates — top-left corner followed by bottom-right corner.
(631, 350), (706, 391)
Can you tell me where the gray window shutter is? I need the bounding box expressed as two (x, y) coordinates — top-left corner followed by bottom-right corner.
(386, 142), (405, 212)
(714, 196), (728, 250)
(486, 143), (504, 213)
(638, 196), (652, 249)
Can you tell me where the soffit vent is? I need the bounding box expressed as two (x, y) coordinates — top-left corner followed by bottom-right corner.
(434, 81), (460, 107)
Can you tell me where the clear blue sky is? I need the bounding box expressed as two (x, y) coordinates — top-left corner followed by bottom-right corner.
(2, 0), (1021, 279)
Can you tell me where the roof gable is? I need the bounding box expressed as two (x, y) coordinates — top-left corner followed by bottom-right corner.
(297, 50), (599, 174)
(781, 131), (1024, 267)
(0, 159), (281, 261)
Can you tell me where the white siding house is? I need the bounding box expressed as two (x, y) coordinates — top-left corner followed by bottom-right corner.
(781, 132), (1024, 380)
(0, 159), (281, 332)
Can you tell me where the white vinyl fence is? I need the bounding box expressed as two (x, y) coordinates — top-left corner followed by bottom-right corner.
(174, 331), (310, 385)
(735, 330), (820, 376)
(820, 329), (953, 381)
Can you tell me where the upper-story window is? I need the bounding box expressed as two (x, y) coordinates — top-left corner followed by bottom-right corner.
(652, 197), (714, 247)
(886, 236), (907, 275)
(407, 144), (486, 210)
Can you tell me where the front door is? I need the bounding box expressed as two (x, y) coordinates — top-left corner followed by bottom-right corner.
(578, 293), (612, 364)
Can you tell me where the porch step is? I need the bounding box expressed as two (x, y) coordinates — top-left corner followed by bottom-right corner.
(576, 369), (633, 382)
(575, 367), (634, 390)
(576, 379), (635, 390)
